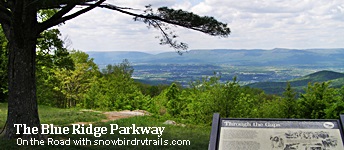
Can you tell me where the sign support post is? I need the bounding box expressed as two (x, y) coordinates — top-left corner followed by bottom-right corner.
(208, 113), (220, 150)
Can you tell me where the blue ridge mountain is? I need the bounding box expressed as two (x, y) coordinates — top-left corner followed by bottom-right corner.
(247, 70), (344, 95)
(86, 48), (344, 94)
(87, 48), (344, 66)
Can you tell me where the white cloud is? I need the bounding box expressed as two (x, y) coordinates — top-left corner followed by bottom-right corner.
(58, 0), (344, 53)
(172, 1), (193, 10)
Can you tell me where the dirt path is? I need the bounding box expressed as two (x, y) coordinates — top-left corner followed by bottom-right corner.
(72, 110), (150, 125)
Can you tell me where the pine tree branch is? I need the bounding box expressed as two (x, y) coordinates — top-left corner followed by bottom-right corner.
(90, 3), (229, 51)
(81, 3), (230, 37)
(38, 0), (105, 32)
(97, 4), (208, 34)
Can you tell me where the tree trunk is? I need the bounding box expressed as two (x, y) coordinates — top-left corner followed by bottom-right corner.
(5, 38), (44, 140)
(5, 3), (44, 140)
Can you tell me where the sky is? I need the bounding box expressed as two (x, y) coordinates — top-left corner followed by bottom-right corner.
(58, 0), (344, 54)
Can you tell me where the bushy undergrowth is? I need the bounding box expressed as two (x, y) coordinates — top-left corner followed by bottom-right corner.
(149, 77), (344, 125)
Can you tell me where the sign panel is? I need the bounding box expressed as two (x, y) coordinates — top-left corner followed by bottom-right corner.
(218, 119), (344, 150)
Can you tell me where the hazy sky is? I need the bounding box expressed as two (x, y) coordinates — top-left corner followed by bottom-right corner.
(58, 0), (344, 54)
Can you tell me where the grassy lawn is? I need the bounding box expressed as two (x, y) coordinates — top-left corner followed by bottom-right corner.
(0, 103), (107, 128)
(0, 103), (211, 149)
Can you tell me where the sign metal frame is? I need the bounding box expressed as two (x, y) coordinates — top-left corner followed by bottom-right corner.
(209, 113), (344, 150)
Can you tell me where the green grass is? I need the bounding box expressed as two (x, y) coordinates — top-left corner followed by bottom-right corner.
(0, 103), (107, 128)
(0, 103), (6, 128)
(0, 103), (210, 149)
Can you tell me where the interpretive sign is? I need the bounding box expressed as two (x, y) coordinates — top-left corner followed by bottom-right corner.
(209, 113), (344, 150)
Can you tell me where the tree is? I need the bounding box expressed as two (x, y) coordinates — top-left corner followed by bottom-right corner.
(36, 29), (75, 107)
(102, 59), (133, 78)
(324, 86), (344, 119)
(0, 28), (73, 104)
(282, 82), (297, 118)
(298, 82), (334, 119)
(0, 10), (75, 105)
(166, 83), (182, 117)
(0, 1), (230, 139)
(54, 50), (99, 108)
(84, 59), (149, 110)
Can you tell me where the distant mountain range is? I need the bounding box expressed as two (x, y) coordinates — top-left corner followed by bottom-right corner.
(86, 48), (344, 95)
(87, 48), (344, 66)
(247, 70), (344, 95)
